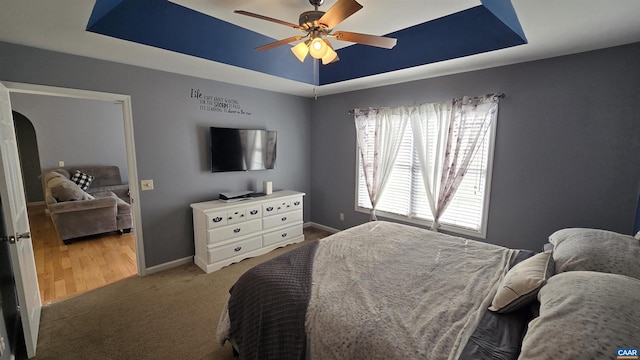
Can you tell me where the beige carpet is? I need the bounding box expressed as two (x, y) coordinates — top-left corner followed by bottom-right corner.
(34, 228), (332, 360)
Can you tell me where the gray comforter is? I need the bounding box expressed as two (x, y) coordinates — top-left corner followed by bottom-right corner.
(218, 221), (519, 359)
(305, 221), (516, 359)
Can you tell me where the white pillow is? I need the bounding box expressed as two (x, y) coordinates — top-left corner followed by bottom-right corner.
(550, 228), (640, 280)
(488, 251), (554, 313)
(518, 271), (640, 359)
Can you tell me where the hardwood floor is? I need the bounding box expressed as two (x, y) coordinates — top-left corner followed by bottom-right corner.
(27, 204), (137, 304)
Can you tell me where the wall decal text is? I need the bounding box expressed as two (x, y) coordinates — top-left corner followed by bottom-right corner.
(190, 89), (251, 115)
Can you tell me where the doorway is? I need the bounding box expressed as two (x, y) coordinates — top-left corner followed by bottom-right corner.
(2, 81), (146, 303)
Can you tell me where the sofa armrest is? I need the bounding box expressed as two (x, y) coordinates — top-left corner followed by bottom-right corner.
(48, 196), (116, 215)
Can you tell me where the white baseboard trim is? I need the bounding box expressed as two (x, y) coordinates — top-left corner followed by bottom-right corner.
(144, 256), (194, 275)
(304, 222), (340, 234)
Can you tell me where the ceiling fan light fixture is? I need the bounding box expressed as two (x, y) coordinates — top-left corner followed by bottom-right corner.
(321, 40), (338, 64)
(309, 37), (328, 59)
(236, 0), (397, 66)
(291, 41), (310, 62)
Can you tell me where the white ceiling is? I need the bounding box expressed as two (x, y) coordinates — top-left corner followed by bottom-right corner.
(1, 0), (639, 98)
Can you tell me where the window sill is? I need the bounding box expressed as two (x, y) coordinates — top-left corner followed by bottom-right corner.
(354, 206), (486, 240)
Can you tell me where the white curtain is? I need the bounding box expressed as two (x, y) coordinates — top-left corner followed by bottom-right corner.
(410, 101), (452, 229)
(354, 107), (409, 220)
(422, 95), (499, 231)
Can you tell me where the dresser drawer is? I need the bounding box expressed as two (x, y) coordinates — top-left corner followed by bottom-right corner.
(291, 197), (303, 210)
(207, 219), (262, 245)
(263, 209), (302, 229)
(205, 211), (228, 229)
(245, 205), (261, 220)
(209, 236), (262, 263)
(262, 203), (278, 216)
(226, 208), (246, 225)
(263, 225), (303, 247)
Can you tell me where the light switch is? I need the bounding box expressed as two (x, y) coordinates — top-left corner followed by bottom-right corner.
(58, 161), (65, 167)
(141, 179), (154, 191)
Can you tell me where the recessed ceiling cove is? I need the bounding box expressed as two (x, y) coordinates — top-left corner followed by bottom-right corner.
(87, 0), (527, 86)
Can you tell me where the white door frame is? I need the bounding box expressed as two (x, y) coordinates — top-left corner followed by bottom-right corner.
(1, 81), (147, 275)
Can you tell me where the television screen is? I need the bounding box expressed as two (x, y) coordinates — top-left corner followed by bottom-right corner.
(210, 127), (277, 172)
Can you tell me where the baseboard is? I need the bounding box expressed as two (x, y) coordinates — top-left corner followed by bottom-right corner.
(145, 225), (337, 275)
(304, 222), (339, 234)
(144, 256), (194, 275)
(27, 201), (45, 207)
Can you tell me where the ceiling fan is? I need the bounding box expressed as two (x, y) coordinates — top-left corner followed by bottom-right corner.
(235, 0), (397, 65)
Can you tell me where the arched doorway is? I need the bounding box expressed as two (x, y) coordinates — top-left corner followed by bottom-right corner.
(13, 111), (43, 204)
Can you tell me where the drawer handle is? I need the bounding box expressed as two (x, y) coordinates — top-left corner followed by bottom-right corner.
(234, 228), (241, 233)
(266, 206), (274, 212)
(250, 210), (258, 215)
(234, 246), (242, 252)
(240, 214), (245, 217)
(281, 232), (287, 238)
(281, 216), (287, 222)
(294, 201), (300, 206)
(213, 217), (223, 223)
(228, 217), (233, 220)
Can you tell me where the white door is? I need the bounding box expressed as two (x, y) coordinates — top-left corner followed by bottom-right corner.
(0, 82), (41, 358)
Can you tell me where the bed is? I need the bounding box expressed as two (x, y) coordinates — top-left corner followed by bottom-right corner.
(216, 221), (640, 360)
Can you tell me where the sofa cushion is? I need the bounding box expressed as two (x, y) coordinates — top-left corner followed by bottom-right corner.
(70, 170), (95, 190)
(48, 177), (94, 201)
(93, 191), (131, 213)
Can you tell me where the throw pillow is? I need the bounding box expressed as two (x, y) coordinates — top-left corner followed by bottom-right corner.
(549, 228), (640, 280)
(488, 250), (554, 313)
(70, 170), (95, 190)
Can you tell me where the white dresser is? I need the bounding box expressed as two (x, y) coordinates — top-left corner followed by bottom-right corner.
(190, 190), (305, 273)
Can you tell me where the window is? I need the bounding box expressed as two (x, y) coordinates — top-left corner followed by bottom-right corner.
(355, 98), (497, 238)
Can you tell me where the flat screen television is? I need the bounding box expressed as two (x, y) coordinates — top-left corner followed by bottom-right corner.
(210, 127), (277, 172)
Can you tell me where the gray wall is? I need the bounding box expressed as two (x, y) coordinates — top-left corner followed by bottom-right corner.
(0, 41), (312, 268)
(310, 42), (640, 252)
(10, 95), (128, 203)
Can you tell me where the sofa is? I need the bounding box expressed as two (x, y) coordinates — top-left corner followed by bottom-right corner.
(42, 169), (132, 244)
(49, 165), (130, 203)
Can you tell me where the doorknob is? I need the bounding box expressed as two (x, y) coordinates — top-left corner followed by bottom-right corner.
(1, 232), (30, 244)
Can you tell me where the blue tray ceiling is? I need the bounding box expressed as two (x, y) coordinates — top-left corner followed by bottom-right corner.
(87, 0), (526, 86)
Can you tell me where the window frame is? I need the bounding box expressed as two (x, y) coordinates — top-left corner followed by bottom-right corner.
(353, 109), (498, 239)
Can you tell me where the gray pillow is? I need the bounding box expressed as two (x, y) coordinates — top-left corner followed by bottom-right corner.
(519, 271), (640, 360)
(549, 228), (640, 280)
(49, 177), (93, 201)
(488, 251), (554, 313)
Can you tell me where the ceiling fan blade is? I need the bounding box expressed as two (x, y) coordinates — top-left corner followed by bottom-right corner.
(332, 31), (397, 49)
(234, 10), (302, 29)
(318, 0), (363, 29)
(255, 36), (305, 51)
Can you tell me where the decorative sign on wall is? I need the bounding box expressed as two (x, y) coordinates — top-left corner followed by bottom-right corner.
(190, 89), (252, 115)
